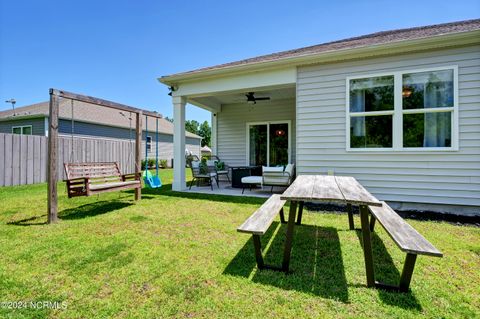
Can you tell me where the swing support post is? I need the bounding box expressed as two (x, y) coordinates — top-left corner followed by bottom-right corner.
(47, 89), (59, 224)
(156, 118), (159, 175)
(135, 112), (142, 200)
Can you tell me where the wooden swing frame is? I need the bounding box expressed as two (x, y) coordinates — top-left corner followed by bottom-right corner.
(47, 89), (162, 224)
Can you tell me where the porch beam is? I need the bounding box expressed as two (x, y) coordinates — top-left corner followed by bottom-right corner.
(173, 96), (187, 191)
(188, 98), (222, 113)
(173, 67), (296, 98)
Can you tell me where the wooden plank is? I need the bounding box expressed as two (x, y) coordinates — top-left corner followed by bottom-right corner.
(61, 138), (65, 180)
(118, 141), (123, 172)
(87, 181), (141, 194)
(311, 175), (345, 203)
(79, 138), (87, 163)
(40, 136), (47, 183)
(280, 175), (316, 201)
(68, 167), (119, 173)
(89, 180), (139, 190)
(0, 134), (4, 186)
(48, 91), (59, 223)
(335, 176), (382, 207)
(12, 134), (21, 186)
(67, 164), (119, 169)
(69, 171), (120, 179)
(84, 139), (90, 162)
(237, 195), (286, 235)
(369, 202), (443, 257)
(4, 134), (13, 186)
(94, 139), (99, 162)
(51, 88), (162, 118)
(65, 162), (121, 180)
(26, 135), (34, 184)
(19, 135), (27, 185)
(65, 138), (70, 180)
(33, 135), (41, 184)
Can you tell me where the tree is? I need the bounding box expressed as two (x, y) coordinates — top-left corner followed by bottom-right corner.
(198, 121), (211, 147)
(165, 117), (211, 147)
(185, 120), (200, 135)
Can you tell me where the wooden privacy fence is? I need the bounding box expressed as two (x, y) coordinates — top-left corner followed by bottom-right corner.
(0, 133), (136, 187)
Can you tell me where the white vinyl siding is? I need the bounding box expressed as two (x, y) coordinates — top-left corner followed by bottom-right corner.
(296, 45), (480, 207)
(217, 99), (296, 167)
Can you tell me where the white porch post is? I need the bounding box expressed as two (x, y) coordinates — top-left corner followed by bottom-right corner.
(211, 112), (217, 154)
(173, 96), (186, 191)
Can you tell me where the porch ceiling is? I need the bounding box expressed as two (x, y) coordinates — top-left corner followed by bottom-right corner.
(190, 86), (296, 108)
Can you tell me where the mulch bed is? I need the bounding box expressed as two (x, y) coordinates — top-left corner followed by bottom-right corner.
(304, 202), (480, 227)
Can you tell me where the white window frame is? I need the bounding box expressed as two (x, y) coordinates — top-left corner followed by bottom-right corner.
(345, 65), (459, 152)
(246, 120), (291, 166)
(12, 125), (33, 135)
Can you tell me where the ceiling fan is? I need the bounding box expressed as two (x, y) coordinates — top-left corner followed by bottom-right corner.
(246, 92), (270, 104)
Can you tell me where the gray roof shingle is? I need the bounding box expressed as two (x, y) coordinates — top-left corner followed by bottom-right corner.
(161, 19), (480, 79)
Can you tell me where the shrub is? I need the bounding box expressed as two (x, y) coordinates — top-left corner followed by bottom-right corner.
(199, 157), (208, 174)
(148, 159), (155, 168)
(142, 159), (158, 169)
(159, 159), (168, 168)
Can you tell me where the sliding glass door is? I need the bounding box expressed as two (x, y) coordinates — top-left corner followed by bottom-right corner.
(249, 124), (268, 166)
(248, 121), (290, 166)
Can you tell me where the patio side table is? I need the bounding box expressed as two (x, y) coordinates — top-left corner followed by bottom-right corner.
(230, 166), (262, 188)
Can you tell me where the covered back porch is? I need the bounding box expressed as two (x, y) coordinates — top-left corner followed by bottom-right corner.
(164, 67), (297, 191)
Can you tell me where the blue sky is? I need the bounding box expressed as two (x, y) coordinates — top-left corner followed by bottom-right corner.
(1, 0), (479, 124)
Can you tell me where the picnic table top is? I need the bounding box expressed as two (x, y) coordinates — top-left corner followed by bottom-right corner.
(280, 175), (382, 207)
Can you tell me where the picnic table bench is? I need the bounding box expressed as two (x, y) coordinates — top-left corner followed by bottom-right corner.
(368, 201), (442, 291)
(237, 194), (287, 270)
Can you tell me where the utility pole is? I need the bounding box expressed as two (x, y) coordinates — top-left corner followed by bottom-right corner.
(5, 98), (16, 114)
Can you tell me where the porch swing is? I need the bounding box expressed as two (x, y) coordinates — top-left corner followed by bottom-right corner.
(63, 99), (142, 198)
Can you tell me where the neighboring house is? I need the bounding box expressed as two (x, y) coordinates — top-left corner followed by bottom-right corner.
(160, 19), (480, 214)
(201, 145), (212, 156)
(0, 100), (202, 165)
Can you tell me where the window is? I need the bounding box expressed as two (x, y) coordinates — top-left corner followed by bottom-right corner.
(146, 136), (152, 152)
(346, 66), (457, 151)
(349, 76), (394, 148)
(12, 125), (32, 135)
(247, 121), (290, 166)
(402, 69), (454, 148)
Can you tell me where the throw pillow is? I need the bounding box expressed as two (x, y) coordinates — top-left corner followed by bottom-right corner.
(216, 161), (225, 170)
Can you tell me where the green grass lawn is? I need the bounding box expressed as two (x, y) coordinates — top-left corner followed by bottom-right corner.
(0, 169), (478, 318)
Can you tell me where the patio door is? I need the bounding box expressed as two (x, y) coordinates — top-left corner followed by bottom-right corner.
(247, 121), (290, 166)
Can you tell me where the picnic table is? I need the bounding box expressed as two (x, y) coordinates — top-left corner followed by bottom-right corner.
(280, 175), (382, 287)
(238, 174), (442, 291)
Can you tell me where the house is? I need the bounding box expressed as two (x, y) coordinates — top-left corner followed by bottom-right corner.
(159, 19), (480, 214)
(201, 145), (212, 156)
(0, 100), (202, 165)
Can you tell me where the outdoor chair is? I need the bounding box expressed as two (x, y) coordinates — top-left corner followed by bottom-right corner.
(262, 164), (295, 192)
(186, 154), (200, 168)
(189, 160), (219, 190)
(205, 155), (230, 183)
